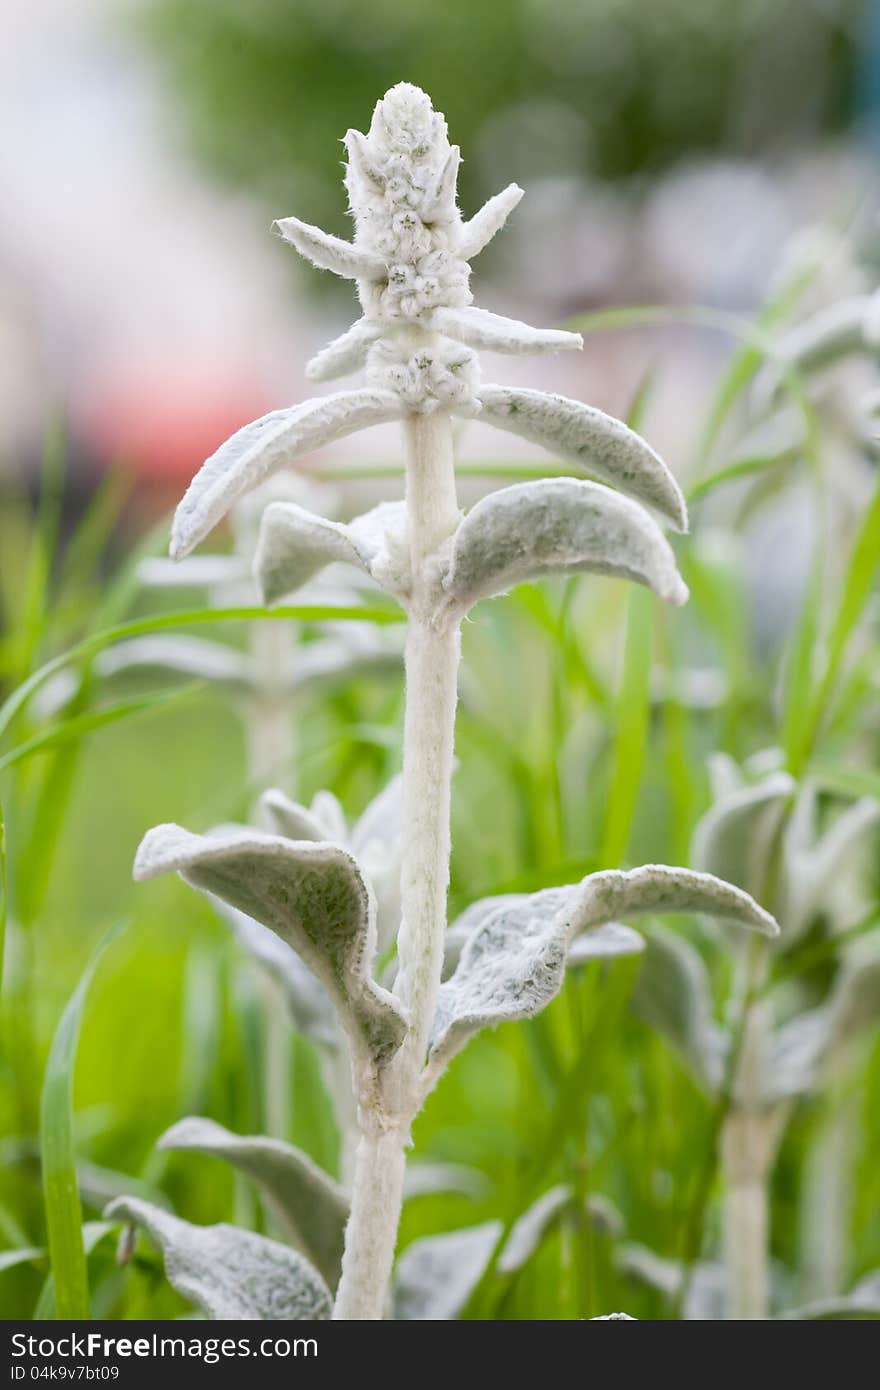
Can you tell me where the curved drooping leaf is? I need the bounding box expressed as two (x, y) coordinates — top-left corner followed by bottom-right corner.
(392, 1222), (501, 1320)
(134, 825), (407, 1067)
(776, 296), (873, 375)
(273, 215), (385, 281)
(784, 796), (880, 940)
(104, 1196), (331, 1320)
(307, 319), (382, 382)
(258, 789), (330, 843)
(455, 184), (523, 260)
(429, 866), (775, 1073)
(782, 1271), (880, 1320)
(762, 1008), (830, 1103)
(474, 386), (687, 531)
(255, 500), (409, 606)
(170, 390), (402, 560)
(631, 923), (726, 1091)
(258, 781), (403, 954)
(433, 306), (582, 356)
(440, 479), (688, 615)
(158, 1118), (348, 1288)
(138, 555), (248, 590)
(96, 636), (251, 690)
(498, 1186), (623, 1276)
(691, 772), (794, 899)
(825, 937), (880, 1052)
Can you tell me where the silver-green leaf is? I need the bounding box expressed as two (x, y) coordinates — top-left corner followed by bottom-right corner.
(440, 479), (688, 615)
(134, 824), (407, 1067)
(170, 390), (401, 560)
(104, 1196), (331, 1320)
(474, 385), (687, 531)
(158, 1118), (348, 1288)
(392, 1222), (501, 1320)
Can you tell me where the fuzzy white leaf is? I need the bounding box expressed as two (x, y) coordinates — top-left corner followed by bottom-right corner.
(170, 390), (401, 560)
(762, 1009), (830, 1103)
(591, 1312), (637, 1320)
(692, 773), (794, 899)
(777, 297), (873, 374)
(253, 505), (370, 605)
(784, 796), (880, 940)
(306, 319), (382, 382)
(392, 1222), (501, 1320)
(215, 901), (338, 1048)
(782, 1271), (880, 1320)
(273, 215), (386, 281)
(456, 184), (524, 260)
(257, 789), (330, 843)
(426, 145), (462, 223)
(429, 866), (775, 1072)
(475, 385), (687, 531)
(631, 923), (726, 1091)
(134, 824), (407, 1067)
(351, 775), (403, 860)
(498, 1186), (571, 1274)
(104, 1196), (331, 1320)
(441, 478), (688, 615)
(433, 306), (582, 356)
(158, 1118), (348, 1288)
(255, 499), (409, 605)
(96, 636), (251, 690)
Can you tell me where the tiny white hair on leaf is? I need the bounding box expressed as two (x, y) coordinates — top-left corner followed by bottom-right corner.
(103, 1196), (332, 1320)
(134, 824), (407, 1068)
(473, 385), (687, 531)
(456, 184), (524, 260)
(158, 1117), (348, 1288)
(440, 477), (688, 614)
(432, 305), (582, 357)
(170, 390), (402, 560)
(273, 215), (386, 281)
(255, 499), (410, 606)
(392, 1222), (501, 1320)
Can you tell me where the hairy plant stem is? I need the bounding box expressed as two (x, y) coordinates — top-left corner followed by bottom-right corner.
(333, 410), (461, 1320)
(721, 944), (774, 1320)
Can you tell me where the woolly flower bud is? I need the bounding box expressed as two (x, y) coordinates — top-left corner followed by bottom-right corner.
(366, 336), (480, 414)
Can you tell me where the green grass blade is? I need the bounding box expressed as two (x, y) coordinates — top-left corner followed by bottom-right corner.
(686, 446), (799, 505)
(600, 587), (655, 867)
(787, 475), (880, 773)
(0, 602), (402, 742)
(0, 802), (6, 998)
(0, 685), (203, 776)
(40, 925), (125, 1320)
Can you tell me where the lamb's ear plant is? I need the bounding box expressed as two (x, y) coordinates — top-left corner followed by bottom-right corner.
(110, 83), (778, 1321)
(631, 759), (880, 1319)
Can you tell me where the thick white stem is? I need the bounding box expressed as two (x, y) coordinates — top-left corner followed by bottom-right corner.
(332, 1128), (407, 1320)
(722, 947), (773, 1320)
(333, 411), (461, 1320)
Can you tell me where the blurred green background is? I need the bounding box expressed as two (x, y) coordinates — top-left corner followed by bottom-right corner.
(1, 0), (879, 1321)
